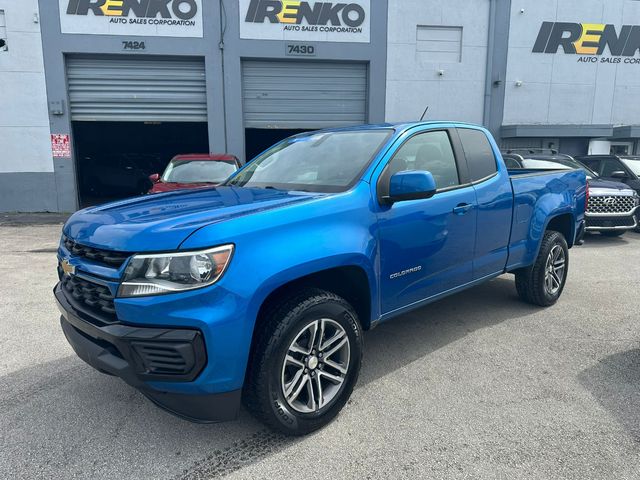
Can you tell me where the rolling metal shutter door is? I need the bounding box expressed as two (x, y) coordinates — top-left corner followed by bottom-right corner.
(242, 61), (367, 129)
(66, 56), (207, 122)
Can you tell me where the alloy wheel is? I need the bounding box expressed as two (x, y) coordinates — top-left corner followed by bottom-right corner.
(281, 319), (351, 414)
(544, 244), (566, 295)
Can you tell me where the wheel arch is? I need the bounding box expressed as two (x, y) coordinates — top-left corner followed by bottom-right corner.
(545, 212), (575, 248)
(243, 263), (374, 394)
(254, 265), (374, 333)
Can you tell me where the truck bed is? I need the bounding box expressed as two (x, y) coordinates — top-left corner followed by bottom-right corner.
(506, 168), (587, 272)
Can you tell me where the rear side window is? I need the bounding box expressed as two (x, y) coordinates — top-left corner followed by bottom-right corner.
(457, 128), (498, 181)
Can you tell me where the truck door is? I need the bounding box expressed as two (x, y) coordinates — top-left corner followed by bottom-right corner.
(456, 128), (513, 279)
(376, 129), (477, 315)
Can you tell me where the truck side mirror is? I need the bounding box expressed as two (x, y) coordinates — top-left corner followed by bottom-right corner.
(149, 173), (160, 183)
(388, 171), (437, 203)
(610, 170), (628, 179)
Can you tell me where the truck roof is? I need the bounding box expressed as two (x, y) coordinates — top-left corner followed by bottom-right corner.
(310, 121), (485, 133)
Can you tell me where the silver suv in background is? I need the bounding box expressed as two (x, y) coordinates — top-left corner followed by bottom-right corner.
(503, 151), (639, 238)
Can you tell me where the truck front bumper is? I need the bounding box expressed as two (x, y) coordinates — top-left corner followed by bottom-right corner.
(54, 283), (241, 423)
(584, 214), (637, 232)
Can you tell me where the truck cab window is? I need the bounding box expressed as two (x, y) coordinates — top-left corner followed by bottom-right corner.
(387, 131), (460, 189)
(457, 128), (498, 181)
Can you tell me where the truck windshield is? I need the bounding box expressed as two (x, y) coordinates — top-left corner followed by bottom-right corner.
(162, 160), (237, 184)
(226, 130), (393, 193)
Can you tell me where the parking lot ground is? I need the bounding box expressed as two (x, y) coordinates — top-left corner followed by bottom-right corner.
(1, 223), (639, 480)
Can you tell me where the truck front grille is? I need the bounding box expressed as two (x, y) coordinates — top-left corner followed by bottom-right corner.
(60, 273), (117, 322)
(588, 195), (637, 214)
(64, 237), (130, 268)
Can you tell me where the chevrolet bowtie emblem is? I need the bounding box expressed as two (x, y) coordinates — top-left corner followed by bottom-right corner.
(60, 259), (76, 276)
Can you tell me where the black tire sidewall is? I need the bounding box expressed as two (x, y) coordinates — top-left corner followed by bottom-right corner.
(265, 300), (362, 434)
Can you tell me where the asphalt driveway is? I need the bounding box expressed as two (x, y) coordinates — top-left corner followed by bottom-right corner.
(1, 221), (639, 479)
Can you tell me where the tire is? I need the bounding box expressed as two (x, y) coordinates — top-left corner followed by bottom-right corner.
(515, 230), (569, 307)
(243, 288), (363, 436)
(600, 230), (625, 237)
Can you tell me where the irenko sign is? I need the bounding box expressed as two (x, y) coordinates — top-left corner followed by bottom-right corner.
(59, 0), (204, 37)
(533, 22), (640, 64)
(240, 0), (371, 43)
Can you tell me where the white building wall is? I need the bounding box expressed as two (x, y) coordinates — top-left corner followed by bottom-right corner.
(0, 0), (51, 174)
(385, 0), (491, 124)
(504, 0), (640, 126)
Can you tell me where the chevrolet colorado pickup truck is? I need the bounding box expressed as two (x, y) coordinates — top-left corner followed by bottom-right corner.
(55, 122), (587, 435)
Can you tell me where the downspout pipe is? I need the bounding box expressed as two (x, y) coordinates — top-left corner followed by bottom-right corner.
(483, 0), (512, 142)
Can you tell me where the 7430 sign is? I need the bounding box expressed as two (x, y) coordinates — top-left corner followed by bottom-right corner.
(285, 43), (316, 56)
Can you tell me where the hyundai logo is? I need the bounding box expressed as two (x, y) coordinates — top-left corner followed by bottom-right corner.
(603, 197), (617, 206)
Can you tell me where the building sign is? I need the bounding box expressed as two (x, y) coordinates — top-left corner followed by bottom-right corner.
(240, 0), (370, 43)
(51, 134), (71, 158)
(59, 0), (203, 38)
(533, 22), (640, 64)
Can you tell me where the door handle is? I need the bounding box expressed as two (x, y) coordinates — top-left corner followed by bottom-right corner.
(453, 203), (472, 215)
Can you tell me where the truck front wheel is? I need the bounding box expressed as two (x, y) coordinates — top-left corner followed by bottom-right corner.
(515, 230), (569, 307)
(244, 288), (363, 436)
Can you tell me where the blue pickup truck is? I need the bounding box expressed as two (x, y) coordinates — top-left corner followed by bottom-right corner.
(55, 122), (587, 435)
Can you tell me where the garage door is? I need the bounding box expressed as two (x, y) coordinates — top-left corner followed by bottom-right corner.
(66, 56), (207, 122)
(242, 60), (368, 129)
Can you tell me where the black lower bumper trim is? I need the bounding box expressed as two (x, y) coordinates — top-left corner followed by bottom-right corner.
(143, 389), (242, 424)
(55, 283), (240, 423)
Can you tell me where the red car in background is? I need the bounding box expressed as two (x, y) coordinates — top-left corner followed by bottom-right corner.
(148, 154), (241, 194)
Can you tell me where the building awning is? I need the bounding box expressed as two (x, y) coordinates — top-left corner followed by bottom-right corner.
(501, 124), (615, 138)
(613, 126), (640, 139)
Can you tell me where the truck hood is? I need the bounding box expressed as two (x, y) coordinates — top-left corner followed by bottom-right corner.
(64, 187), (324, 252)
(588, 178), (633, 191)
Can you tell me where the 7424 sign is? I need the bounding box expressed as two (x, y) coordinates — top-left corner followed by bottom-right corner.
(122, 41), (146, 51)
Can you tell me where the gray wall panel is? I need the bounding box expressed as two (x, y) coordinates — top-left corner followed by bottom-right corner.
(0, 172), (58, 212)
(385, 0), (491, 125)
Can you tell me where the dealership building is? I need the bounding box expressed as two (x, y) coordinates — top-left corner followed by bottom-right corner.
(1, 0), (640, 212)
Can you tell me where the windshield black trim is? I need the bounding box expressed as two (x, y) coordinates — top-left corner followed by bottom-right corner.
(224, 129), (396, 193)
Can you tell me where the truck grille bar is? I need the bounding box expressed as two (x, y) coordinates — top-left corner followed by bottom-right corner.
(63, 237), (130, 268)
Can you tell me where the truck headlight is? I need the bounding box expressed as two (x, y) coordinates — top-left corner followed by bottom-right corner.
(118, 245), (234, 298)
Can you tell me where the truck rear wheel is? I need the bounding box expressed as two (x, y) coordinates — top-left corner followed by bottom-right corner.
(244, 288), (363, 436)
(515, 230), (569, 307)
